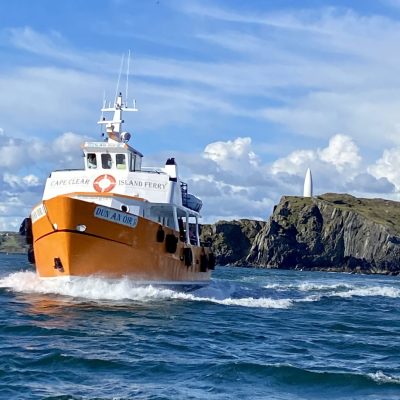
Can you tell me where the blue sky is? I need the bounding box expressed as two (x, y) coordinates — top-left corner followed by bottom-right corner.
(2, 0), (400, 230)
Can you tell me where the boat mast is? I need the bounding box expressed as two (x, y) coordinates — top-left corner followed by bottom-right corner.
(98, 51), (138, 142)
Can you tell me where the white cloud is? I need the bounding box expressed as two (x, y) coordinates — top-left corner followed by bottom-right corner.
(52, 132), (86, 167)
(0, 129), (89, 230)
(369, 147), (400, 190)
(0, 130), (87, 173)
(319, 134), (361, 171)
(3, 173), (41, 188)
(0, 183), (43, 231)
(203, 137), (259, 171)
(0, 139), (26, 169)
(53, 132), (83, 152)
(183, 133), (395, 222)
(271, 149), (316, 175)
(271, 134), (360, 175)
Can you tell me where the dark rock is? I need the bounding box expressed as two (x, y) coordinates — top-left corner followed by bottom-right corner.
(246, 194), (400, 275)
(200, 219), (266, 266)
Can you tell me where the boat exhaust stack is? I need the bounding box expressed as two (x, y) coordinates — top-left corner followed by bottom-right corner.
(165, 158), (178, 182)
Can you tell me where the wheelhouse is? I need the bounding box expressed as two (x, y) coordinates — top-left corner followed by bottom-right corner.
(83, 142), (143, 172)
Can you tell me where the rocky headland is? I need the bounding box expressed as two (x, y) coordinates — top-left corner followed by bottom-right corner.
(201, 193), (400, 275)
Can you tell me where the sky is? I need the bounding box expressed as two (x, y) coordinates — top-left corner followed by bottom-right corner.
(2, 0), (400, 230)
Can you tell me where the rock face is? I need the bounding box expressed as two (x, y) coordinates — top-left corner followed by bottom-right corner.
(200, 219), (266, 265)
(246, 194), (400, 274)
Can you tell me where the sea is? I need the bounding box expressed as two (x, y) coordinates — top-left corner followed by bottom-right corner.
(0, 254), (399, 400)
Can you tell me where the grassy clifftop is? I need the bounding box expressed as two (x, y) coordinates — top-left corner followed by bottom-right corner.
(0, 232), (28, 253)
(247, 193), (400, 274)
(317, 193), (400, 234)
(278, 193), (400, 234)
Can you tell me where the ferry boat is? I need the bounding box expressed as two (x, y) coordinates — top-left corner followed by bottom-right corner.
(20, 91), (215, 289)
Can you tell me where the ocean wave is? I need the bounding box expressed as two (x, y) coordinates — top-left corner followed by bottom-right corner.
(210, 362), (400, 388)
(264, 282), (354, 291)
(368, 371), (400, 385)
(0, 271), (292, 309)
(295, 287), (400, 304)
(264, 281), (400, 300)
(178, 292), (293, 309)
(331, 286), (400, 298)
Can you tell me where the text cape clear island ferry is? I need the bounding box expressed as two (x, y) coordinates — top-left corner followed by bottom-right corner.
(22, 92), (215, 289)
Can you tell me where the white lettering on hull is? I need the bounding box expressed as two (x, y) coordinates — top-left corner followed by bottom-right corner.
(50, 178), (90, 186)
(94, 206), (138, 228)
(48, 177), (167, 191)
(118, 179), (167, 190)
(31, 203), (47, 223)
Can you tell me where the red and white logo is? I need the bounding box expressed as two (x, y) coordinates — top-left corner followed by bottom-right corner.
(93, 174), (116, 193)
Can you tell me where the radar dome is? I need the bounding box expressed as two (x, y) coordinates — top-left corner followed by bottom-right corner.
(120, 131), (131, 143)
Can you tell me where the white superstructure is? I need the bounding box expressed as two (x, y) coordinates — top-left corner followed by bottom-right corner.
(42, 92), (203, 238)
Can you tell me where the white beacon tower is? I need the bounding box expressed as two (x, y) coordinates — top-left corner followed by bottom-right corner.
(303, 168), (313, 197)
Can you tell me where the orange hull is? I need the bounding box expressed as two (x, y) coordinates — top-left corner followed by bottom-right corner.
(31, 196), (212, 286)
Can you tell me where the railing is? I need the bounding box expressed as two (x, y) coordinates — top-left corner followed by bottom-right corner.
(53, 169), (84, 173)
(140, 167), (165, 174)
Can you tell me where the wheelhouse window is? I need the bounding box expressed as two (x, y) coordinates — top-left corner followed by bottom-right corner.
(116, 154), (126, 170)
(136, 156), (142, 171)
(129, 154), (142, 171)
(130, 155), (136, 171)
(87, 153), (97, 169)
(101, 153), (112, 169)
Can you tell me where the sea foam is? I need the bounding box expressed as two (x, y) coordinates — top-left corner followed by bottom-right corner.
(264, 282), (354, 291)
(368, 371), (400, 385)
(264, 281), (400, 300)
(335, 286), (400, 298)
(0, 271), (292, 309)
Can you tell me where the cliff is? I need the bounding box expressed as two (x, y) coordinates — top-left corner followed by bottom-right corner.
(246, 193), (400, 275)
(200, 219), (266, 266)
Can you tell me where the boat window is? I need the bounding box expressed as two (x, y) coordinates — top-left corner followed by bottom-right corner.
(116, 154), (126, 170)
(87, 153), (97, 169)
(130, 155), (136, 171)
(178, 218), (185, 242)
(101, 154), (112, 169)
(136, 156), (142, 171)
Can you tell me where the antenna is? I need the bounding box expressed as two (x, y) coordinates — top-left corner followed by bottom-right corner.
(125, 49), (131, 104)
(98, 50), (138, 140)
(100, 90), (106, 136)
(114, 53), (125, 104)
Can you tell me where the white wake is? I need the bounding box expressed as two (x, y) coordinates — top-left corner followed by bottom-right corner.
(0, 271), (292, 309)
